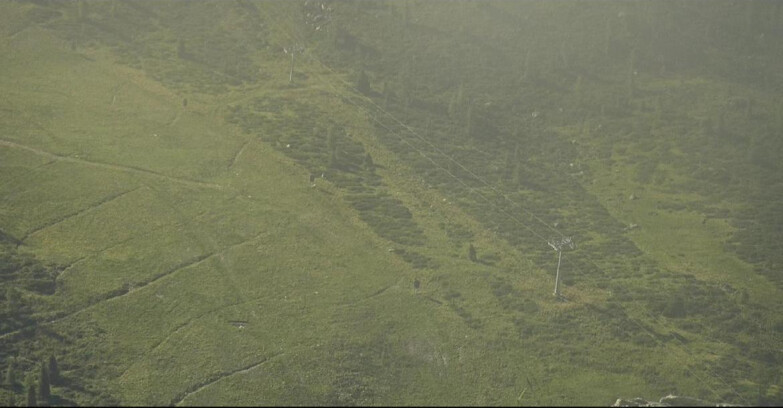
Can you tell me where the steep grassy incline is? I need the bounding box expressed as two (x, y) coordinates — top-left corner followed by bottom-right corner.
(0, 4), (552, 406)
(1, 1), (781, 406)
(285, 1), (783, 405)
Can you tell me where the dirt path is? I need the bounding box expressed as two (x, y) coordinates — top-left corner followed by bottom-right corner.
(21, 187), (140, 241)
(228, 140), (251, 169)
(0, 229), (271, 341)
(0, 139), (224, 190)
(171, 353), (285, 406)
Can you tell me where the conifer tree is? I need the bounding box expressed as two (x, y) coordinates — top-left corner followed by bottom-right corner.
(77, 0), (87, 21)
(47, 356), (58, 386)
(626, 48), (636, 100)
(356, 69), (371, 95)
(177, 39), (186, 59)
(603, 16), (612, 57)
(26, 384), (36, 407)
(512, 160), (524, 186)
(504, 143), (520, 181)
(5, 360), (15, 388)
(465, 101), (474, 138)
(6, 287), (20, 309)
(448, 83), (464, 119)
(362, 152), (374, 170)
(327, 126), (338, 168)
(382, 81), (391, 108)
(38, 362), (49, 404)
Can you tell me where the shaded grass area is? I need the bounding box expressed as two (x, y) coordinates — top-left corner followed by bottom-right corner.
(226, 94), (431, 261)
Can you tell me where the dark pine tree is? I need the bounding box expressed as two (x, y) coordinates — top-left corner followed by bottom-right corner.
(38, 362), (49, 404)
(356, 69), (371, 95)
(327, 126), (339, 168)
(5, 360), (15, 388)
(177, 39), (187, 58)
(26, 383), (36, 407)
(47, 356), (58, 386)
(468, 243), (477, 262)
(362, 152), (374, 170)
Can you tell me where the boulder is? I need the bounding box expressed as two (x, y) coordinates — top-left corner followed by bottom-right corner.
(613, 395), (733, 407)
(659, 394), (713, 407)
(612, 397), (665, 407)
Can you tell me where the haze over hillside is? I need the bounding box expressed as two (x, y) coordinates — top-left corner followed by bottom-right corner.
(1, 1), (782, 406)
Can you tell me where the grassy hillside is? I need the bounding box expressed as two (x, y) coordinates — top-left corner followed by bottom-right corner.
(1, 1), (781, 406)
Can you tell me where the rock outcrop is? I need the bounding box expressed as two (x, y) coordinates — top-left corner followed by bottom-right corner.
(612, 394), (740, 407)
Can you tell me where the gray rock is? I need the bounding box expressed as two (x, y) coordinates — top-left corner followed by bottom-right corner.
(659, 394), (713, 406)
(612, 397), (666, 407)
(614, 394), (733, 407)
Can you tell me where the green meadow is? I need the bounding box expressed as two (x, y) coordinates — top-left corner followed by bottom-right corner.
(1, 1), (782, 406)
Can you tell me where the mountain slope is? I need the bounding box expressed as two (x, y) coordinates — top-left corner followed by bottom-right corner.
(1, 1), (781, 406)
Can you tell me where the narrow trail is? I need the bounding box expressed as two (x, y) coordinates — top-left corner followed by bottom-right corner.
(0, 249), (216, 342)
(228, 140), (250, 169)
(56, 255), (88, 279)
(167, 110), (182, 127)
(55, 219), (185, 282)
(0, 157), (56, 193)
(117, 298), (247, 380)
(1, 230), (271, 341)
(150, 305), (237, 354)
(335, 278), (402, 310)
(171, 353), (285, 407)
(21, 187), (141, 241)
(171, 338), (327, 406)
(1, 221), (184, 341)
(0, 139), (224, 190)
(368, 284), (392, 298)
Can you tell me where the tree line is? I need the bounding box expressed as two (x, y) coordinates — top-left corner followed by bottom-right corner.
(3, 355), (59, 407)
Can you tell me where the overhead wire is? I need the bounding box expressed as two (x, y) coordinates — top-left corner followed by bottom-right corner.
(264, 4), (758, 404)
(290, 48), (750, 406)
(312, 55), (567, 241)
(270, 8), (557, 245)
(315, 68), (553, 244)
(276, 5), (566, 242)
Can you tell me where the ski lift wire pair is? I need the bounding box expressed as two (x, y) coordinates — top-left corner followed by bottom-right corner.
(272, 17), (751, 404)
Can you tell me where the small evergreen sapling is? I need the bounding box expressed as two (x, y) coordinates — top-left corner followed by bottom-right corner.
(468, 243), (477, 262)
(356, 69), (371, 95)
(38, 362), (49, 404)
(362, 153), (374, 170)
(4, 360), (15, 388)
(26, 384), (36, 407)
(47, 356), (58, 386)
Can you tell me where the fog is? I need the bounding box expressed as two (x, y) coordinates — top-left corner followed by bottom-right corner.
(1, 1), (781, 406)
